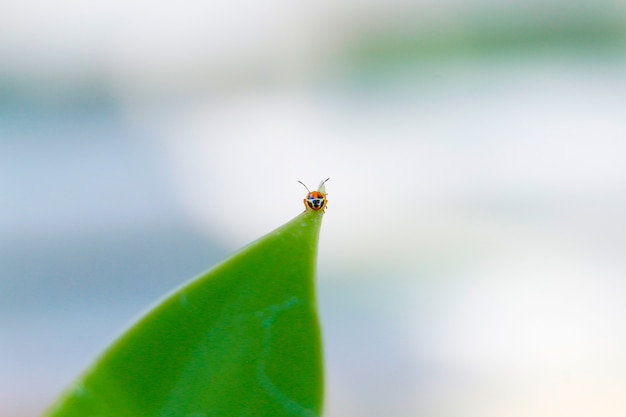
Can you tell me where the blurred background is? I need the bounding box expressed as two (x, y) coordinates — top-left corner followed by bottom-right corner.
(2, 0), (626, 415)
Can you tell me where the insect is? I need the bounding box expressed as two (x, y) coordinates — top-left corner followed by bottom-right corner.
(298, 178), (330, 212)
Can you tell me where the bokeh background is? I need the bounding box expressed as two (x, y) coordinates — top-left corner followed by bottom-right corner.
(3, 0), (626, 416)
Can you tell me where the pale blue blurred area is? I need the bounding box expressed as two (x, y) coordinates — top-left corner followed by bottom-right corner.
(3, 1), (626, 416)
(0, 109), (229, 414)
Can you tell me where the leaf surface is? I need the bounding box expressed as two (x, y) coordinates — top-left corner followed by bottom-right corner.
(45, 210), (324, 417)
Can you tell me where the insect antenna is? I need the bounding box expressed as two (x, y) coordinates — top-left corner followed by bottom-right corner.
(297, 180), (311, 193)
(318, 178), (330, 194)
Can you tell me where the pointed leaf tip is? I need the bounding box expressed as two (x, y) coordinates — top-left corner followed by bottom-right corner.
(44, 210), (325, 417)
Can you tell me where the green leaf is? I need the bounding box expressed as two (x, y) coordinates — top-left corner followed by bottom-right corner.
(44, 209), (325, 417)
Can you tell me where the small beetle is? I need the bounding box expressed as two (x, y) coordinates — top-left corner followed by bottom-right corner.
(298, 178), (330, 212)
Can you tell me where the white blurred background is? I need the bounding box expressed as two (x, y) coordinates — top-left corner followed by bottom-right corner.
(2, 0), (626, 416)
